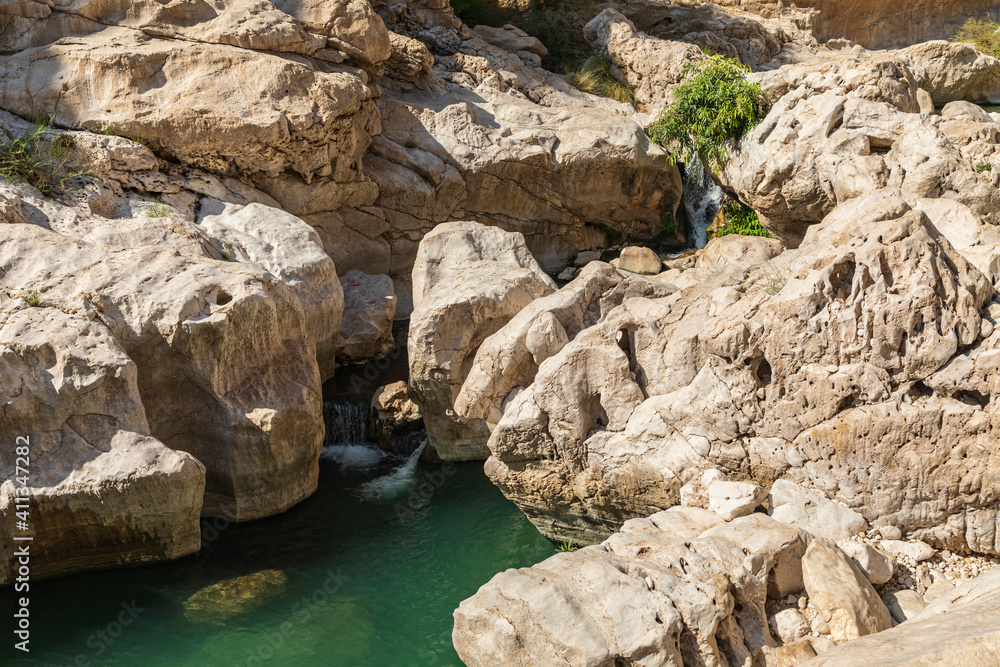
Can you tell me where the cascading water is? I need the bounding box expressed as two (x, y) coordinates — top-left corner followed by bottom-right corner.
(680, 158), (724, 249)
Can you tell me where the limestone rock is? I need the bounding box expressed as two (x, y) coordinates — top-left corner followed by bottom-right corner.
(769, 480), (868, 542)
(584, 9), (706, 110)
(370, 381), (422, 452)
(707, 480), (767, 521)
(409, 222), (555, 460)
(337, 270), (397, 362)
(882, 589), (927, 624)
(455, 261), (673, 429)
(880, 526), (903, 541)
(472, 25), (546, 58)
(183, 569), (288, 624)
(617, 246), (662, 275)
(696, 235), (784, 273)
(0, 223), (324, 521)
(881, 540), (936, 563)
(680, 468), (730, 510)
(483, 194), (998, 551)
(805, 569), (1000, 665)
(802, 538), (893, 643)
(840, 542), (896, 586)
(197, 202), (344, 380)
(771, 608), (812, 644)
(454, 508), (807, 667)
(0, 307), (205, 584)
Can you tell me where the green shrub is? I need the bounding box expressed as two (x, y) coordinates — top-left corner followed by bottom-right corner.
(661, 209), (676, 236)
(145, 202), (170, 218)
(978, 161), (993, 173)
(556, 540), (577, 552)
(716, 201), (771, 238)
(568, 54), (636, 105)
(22, 290), (40, 307)
(954, 18), (1000, 58)
(0, 122), (87, 197)
(102, 124), (115, 136)
(647, 55), (767, 172)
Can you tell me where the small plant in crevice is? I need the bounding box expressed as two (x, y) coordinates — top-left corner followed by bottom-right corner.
(647, 55), (768, 173)
(22, 290), (41, 307)
(102, 124), (116, 136)
(219, 245), (237, 262)
(661, 209), (677, 236)
(0, 122), (88, 198)
(953, 17), (1000, 58)
(748, 262), (790, 296)
(145, 202), (170, 218)
(978, 162), (993, 173)
(568, 53), (636, 106)
(556, 540), (578, 552)
(716, 201), (771, 238)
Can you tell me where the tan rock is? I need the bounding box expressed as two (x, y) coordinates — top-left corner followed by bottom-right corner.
(617, 246), (662, 275)
(841, 542), (896, 586)
(409, 222), (555, 459)
(370, 381), (422, 451)
(802, 538), (893, 643)
(696, 235), (784, 273)
(0, 307), (205, 584)
(337, 270), (396, 362)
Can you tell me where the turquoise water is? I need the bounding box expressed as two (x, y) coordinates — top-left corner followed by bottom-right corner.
(0, 423), (555, 666)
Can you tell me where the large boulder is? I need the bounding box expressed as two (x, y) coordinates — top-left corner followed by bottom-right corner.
(483, 193), (1000, 550)
(0, 223), (324, 521)
(0, 306), (205, 584)
(454, 507), (808, 667)
(336, 270), (397, 362)
(408, 222), (555, 460)
(806, 568), (1000, 665)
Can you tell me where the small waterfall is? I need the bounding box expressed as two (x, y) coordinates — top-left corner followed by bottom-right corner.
(680, 158), (724, 249)
(323, 397), (369, 447)
(358, 440), (428, 500)
(321, 397), (389, 469)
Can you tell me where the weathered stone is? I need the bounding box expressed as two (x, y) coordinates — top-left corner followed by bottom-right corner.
(370, 381), (422, 452)
(771, 608), (812, 644)
(409, 222), (555, 460)
(840, 541), (896, 586)
(802, 538), (893, 643)
(806, 569), (1000, 665)
(707, 480), (767, 521)
(617, 246), (662, 275)
(337, 270), (396, 362)
(0, 307), (205, 584)
(769, 480), (869, 542)
(183, 569), (288, 624)
(883, 589), (928, 624)
(881, 540), (936, 563)
(696, 235), (784, 274)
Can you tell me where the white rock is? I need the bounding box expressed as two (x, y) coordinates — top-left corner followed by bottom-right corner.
(707, 480), (767, 521)
(882, 589), (927, 624)
(772, 608), (812, 643)
(617, 246), (661, 275)
(840, 541), (896, 586)
(769, 479), (868, 542)
(881, 540), (935, 563)
(879, 525), (903, 541)
(802, 538), (893, 643)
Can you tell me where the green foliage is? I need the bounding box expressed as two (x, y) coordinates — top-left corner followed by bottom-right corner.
(978, 161), (993, 173)
(102, 124), (115, 136)
(569, 54), (636, 106)
(748, 262), (789, 296)
(647, 55), (767, 172)
(716, 201), (770, 238)
(22, 290), (40, 307)
(661, 210), (676, 236)
(145, 202), (170, 218)
(556, 541), (577, 552)
(953, 18), (1000, 58)
(0, 121), (87, 198)
(219, 246), (237, 262)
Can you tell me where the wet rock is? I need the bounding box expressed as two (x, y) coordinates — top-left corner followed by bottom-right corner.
(183, 570), (288, 624)
(370, 381), (422, 452)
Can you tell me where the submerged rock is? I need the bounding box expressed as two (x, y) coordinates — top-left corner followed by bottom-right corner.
(183, 570), (289, 624)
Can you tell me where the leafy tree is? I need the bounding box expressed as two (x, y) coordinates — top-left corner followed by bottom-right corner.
(647, 55), (767, 172)
(954, 18), (1000, 58)
(716, 201), (770, 238)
